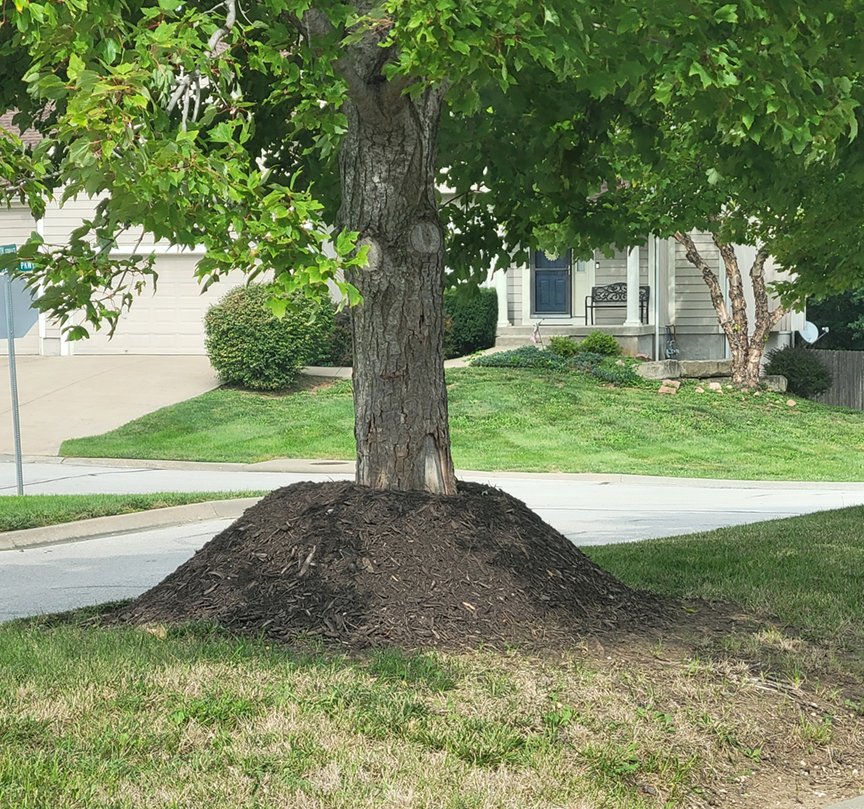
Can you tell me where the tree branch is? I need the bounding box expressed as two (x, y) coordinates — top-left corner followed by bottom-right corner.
(290, 7), (403, 125)
(713, 234), (749, 351)
(750, 247), (788, 343)
(166, 0), (237, 128)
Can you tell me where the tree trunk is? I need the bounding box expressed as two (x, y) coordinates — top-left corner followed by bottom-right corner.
(338, 77), (457, 494)
(675, 231), (785, 390)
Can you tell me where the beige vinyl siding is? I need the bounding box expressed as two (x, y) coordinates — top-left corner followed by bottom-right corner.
(42, 196), (157, 250)
(73, 256), (246, 355)
(673, 233), (720, 334)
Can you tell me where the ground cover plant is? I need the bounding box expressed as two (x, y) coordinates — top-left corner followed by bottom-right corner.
(0, 492), (268, 533)
(2, 502), (864, 809)
(61, 369), (864, 482)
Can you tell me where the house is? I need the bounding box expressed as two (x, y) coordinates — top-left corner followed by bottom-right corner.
(490, 233), (803, 360)
(0, 197), (245, 357)
(1, 110), (249, 357)
(2, 194), (802, 360)
(3, 105), (799, 361)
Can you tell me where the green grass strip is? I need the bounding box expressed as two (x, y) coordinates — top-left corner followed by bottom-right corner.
(0, 492), (268, 533)
(61, 368), (864, 481)
(585, 505), (864, 648)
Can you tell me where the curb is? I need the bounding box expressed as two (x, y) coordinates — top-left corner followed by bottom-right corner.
(0, 497), (262, 551)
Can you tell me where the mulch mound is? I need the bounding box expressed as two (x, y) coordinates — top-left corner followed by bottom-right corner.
(111, 481), (674, 651)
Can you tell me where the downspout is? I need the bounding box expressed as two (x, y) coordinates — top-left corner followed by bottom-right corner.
(650, 234), (660, 360)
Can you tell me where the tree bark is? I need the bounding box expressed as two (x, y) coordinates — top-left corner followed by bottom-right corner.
(674, 231), (785, 389)
(337, 63), (456, 493)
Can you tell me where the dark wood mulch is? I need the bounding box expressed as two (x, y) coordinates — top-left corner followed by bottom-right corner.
(110, 481), (676, 651)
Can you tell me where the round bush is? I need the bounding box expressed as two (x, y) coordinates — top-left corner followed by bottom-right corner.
(548, 335), (580, 358)
(764, 345), (833, 399)
(205, 284), (335, 391)
(577, 330), (622, 356)
(442, 287), (498, 359)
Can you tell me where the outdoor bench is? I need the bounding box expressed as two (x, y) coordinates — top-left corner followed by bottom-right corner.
(585, 282), (649, 325)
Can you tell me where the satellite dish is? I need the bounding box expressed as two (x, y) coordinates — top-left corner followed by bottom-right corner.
(798, 321), (820, 344)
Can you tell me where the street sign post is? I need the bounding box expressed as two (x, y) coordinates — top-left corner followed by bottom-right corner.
(1, 244), (37, 496)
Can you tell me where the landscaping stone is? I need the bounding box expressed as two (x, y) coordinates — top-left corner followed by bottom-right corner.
(787, 399), (796, 407)
(658, 385), (677, 395)
(636, 360), (680, 380)
(637, 361), (786, 391)
(661, 379), (681, 390)
(678, 359), (733, 378)
(695, 387), (705, 393)
(708, 382), (723, 392)
(762, 375), (787, 393)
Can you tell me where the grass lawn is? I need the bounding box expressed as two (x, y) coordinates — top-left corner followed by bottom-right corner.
(0, 492), (267, 533)
(586, 505), (864, 653)
(60, 368), (864, 481)
(2, 506), (864, 808)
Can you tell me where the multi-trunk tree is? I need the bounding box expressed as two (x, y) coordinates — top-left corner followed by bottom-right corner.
(1, 0), (861, 489)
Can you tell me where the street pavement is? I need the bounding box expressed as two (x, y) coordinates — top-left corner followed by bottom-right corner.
(4, 458), (864, 622)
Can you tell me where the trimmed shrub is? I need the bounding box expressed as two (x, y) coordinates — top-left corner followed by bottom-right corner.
(322, 307), (353, 367)
(577, 330), (622, 356)
(205, 284), (335, 391)
(548, 335), (580, 358)
(443, 287), (498, 359)
(764, 345), (833, 399)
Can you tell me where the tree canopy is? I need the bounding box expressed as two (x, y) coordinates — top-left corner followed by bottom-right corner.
(2, 0), (862, 488)
(2, 1), (861, 312)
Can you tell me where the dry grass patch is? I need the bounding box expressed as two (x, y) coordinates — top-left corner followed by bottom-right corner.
(1, 618), (863, 809)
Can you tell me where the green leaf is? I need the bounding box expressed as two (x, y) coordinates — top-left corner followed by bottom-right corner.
(713, 5), (738, 24)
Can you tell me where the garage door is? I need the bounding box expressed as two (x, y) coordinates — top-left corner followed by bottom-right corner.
(74, 257), (248, 355)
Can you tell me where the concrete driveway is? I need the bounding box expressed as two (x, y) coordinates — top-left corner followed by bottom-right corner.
(0, 355), (219, 455)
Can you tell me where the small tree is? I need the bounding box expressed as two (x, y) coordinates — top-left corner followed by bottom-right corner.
(673, 229), (785, 388)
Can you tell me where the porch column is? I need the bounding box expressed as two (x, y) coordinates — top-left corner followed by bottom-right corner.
(624, 245), (641, 326)
(493, 269), (510, 328)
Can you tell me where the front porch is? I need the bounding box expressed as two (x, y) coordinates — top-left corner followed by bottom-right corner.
(493, 323), (658, 358)
(490, 238), (671, 359)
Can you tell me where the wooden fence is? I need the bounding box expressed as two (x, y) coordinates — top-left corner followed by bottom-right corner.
(813, 349), (864, 410)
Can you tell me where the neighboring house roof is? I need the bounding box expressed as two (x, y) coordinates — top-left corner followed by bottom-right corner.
(0, 111), (43, 147)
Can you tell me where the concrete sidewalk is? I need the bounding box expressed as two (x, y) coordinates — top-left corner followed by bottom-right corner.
(0, 355), (219, 455)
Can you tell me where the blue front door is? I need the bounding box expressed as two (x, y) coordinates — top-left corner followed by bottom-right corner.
(533, 250), (571, 315)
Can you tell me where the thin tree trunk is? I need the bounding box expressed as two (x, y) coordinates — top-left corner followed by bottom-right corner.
(337, 68), (456, 494)
(675, 231), (785, 389)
